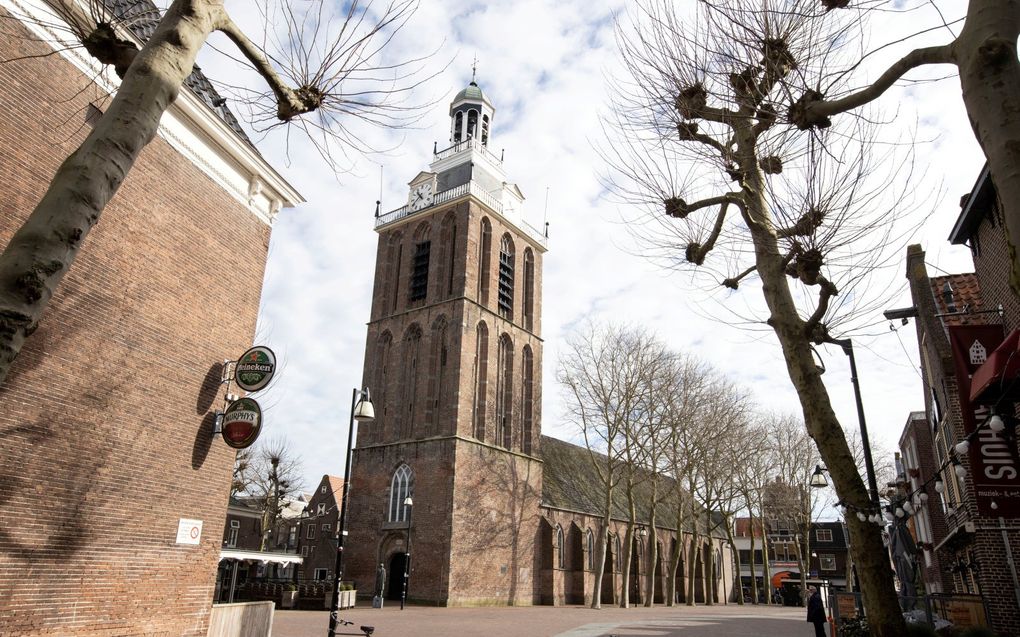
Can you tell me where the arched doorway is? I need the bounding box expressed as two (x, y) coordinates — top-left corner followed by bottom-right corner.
(387, 553), (408, 601)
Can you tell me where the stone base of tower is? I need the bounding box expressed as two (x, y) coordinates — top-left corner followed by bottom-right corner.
(344, 437), (543, 607)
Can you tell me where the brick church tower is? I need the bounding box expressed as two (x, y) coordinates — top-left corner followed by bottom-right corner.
(345, 79), (549, 605)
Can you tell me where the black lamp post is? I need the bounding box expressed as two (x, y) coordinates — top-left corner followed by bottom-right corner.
(327, 388), (374, 637)
(830, 338), (881, 506)
(400, 496), (413, 610)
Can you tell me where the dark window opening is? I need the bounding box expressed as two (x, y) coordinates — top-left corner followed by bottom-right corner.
(482, 114), (490, 145)
(498, 236), (515, 318)
(454, 111), (464, 144)
(409, 241), (430, 301)
(467, 109), (478, 140)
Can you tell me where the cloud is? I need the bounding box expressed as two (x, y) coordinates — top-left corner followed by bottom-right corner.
(197, 0), (982, 495)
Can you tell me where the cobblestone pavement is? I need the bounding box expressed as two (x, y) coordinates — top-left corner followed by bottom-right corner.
(272, 603), (812, 637)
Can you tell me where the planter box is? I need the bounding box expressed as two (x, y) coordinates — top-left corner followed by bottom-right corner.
(324, 589), (357, 610)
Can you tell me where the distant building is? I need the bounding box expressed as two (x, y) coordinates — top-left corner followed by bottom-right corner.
(296, 475), (344, 582)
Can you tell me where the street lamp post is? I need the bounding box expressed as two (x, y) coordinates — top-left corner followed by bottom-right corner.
(327, 388), (374, 637)
(400, 496), (413, 610)
(830, 338), (881, 506)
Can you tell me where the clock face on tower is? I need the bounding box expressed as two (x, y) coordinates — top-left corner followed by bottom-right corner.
(410, 182), (434, 211)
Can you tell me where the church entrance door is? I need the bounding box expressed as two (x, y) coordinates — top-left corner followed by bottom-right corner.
(387, 553), (408, 601)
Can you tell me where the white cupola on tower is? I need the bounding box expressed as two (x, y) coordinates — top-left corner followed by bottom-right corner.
(450, 73), (495, 146)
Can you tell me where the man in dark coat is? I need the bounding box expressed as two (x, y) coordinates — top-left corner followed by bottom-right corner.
(806, 586), (826, 637)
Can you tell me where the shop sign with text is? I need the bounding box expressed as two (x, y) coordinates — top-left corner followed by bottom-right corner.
(221, 397), (262, 449)
(234, 346), (276, 392)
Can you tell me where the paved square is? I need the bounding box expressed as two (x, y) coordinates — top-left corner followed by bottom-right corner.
(272, 604), (812, 637)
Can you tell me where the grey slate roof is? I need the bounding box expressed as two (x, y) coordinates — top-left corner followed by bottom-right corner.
(540, 435), (723, 536)
(104, 0), (254, 147)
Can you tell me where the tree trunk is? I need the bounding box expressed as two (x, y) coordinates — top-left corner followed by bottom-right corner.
(644, 481), (658, 607)
(955, 0), (1020, 296)
(725, 521), (743, 605)
(0, 0), (225, 384)
(735, 133), (905, 635)
(748, 511), (759, 604)
(686, 528), (699, 606)
(591, 515), (609, 609)
(666, 497), (684, 606)
(704, 510), (714, 606)
(619, 525), (634, 608)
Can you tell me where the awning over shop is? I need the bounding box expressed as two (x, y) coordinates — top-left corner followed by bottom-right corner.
(219, 548), (303, 566)
(970, 329), (1020, 404)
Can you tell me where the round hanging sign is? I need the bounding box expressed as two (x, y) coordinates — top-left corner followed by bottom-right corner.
(221, 397), (263, 449)
(234, 346), (276, 392)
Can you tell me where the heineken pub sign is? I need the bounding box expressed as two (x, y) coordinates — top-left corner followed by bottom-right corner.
(234, 346), (276, 392)
(221, 397), (263, 449)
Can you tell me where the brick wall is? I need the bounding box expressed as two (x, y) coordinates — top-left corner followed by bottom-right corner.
(0, 14), (269, 636)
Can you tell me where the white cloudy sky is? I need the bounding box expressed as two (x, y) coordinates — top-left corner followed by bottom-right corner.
(196, 0), (982, 494)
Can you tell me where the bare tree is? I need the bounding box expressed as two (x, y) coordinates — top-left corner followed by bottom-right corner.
(0, 0), (436, 384)
(789, 0), (1020, 297)
(604, 1), (912, 632)
(732, 420), (774, 604)
(558, 322), (661, 609)
(236, 439), (305, 552)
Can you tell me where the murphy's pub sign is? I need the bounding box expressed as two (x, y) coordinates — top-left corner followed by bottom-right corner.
(221, 397), (263, 449)
(234, 346), (276, 392)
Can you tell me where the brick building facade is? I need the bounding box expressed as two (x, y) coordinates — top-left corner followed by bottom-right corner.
(0, 2), (300, 634)
(343, 81), (734, 607)
(899, 165), (1020, 636)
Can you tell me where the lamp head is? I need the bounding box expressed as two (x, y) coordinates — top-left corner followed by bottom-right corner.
(354, 388), (375, 421)
(810, 465), (828, 489)
(403, 496), (413, 507)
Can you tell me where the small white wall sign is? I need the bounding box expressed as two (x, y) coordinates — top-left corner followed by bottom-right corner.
(176, 518), (203, 545)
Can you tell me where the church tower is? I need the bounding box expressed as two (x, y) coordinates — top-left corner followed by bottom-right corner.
(346, 79), (548, 606)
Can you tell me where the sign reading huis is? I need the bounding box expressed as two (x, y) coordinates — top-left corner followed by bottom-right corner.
(234, 346), (276, 392)
(948, 325), (1020, 517)
(221, 397), (263, 449)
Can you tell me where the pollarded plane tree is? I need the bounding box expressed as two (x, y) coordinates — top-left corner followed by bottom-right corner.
(0, 0), (436, 384)
(603, 1), (921, 633)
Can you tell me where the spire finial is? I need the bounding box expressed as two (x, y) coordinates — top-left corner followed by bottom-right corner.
(471, 55), (478, 83)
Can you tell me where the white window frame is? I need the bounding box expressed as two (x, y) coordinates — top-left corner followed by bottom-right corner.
(227, 520), (240, 548)
(317, 503), (326, 516)
(815, 528), (833, 543)
(306, 524), (316, 540)
(389, 464), (414, 523)
(819, 554), (837, 571)
(556, 525), (565, 569)
(321, 485), (328, 494)
(301, 546), (309, 557)
(322, 523), (331, 532)
(314, 568), (328, 581)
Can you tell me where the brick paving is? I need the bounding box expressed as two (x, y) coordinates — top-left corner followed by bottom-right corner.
(273, 603), (812, 637)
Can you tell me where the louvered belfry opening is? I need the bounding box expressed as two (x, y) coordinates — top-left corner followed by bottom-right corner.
(409, 240), (430, 301)
(498, 235), (514, 318)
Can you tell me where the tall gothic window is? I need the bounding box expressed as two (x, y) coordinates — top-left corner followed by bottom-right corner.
(400, 325), (422, 438)
(521, 345), (534, 454)
(478, 218), (492, 305)
(556, 525), (565, 569)
(495, 334), (513, 448)
(409, 241), (430, 301)
(473, 321), (489, 440)
(498, 234), (515, 319)
(586, 530), (595, 571)
(388, 464), (414, 523)
(438, 213), (456, 299)
(385, 232), (403, 316)
(375, 331), (393, 429)
(428, 316), (449, 435)
(523, 248), (535, 330)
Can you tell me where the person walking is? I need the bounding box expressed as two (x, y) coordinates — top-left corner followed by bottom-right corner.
(806, 586), (826, 637)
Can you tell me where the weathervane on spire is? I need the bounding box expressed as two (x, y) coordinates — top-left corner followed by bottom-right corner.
(471, 55), (478, 83)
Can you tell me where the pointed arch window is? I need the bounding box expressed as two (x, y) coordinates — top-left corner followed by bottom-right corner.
(521, 345), (534, 454)
(615, 535), (622, 572)
(400, 325), (422, 438)
(388, 464), (414, 523)
(438, 213), (457, 299)
(523, 249), (535, 330)
(556, 525), (565, 569)
(473, 321), (489, 440)
(374, 331), (393, 426)
(498, 235), (515, 319)
(409, 223), (431, 303)
(478, 218), (492, 304)
(428, 317), (449, 434)
(496, 334), (513, 449)
(385, 232), (403, 316)
(586, 530), (595, 571)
